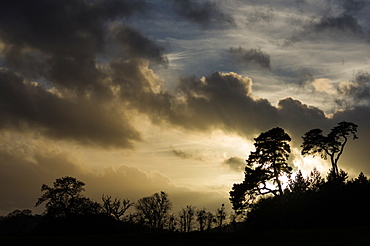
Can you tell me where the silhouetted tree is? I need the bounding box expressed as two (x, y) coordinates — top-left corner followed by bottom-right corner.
(35, 176), (101, 217)
(196, 208), (207, 232)
(205, 212), (214, 231)
(307, 167), (325, 191)
(230, 127), (292, 214)
(215, 204), (227, 232)
(135, 191), (172, 231)
(288, 170), (309, 194)
(168, 214), (177, 232)
(179, 205), (196, 232)
(101, 195), (134, 221)
(326, 168), (348, 185)
(353, 172), (368, 185)
(301, 121), (358, 179)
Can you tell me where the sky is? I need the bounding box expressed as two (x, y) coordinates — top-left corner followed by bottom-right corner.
(1, 0), (370, 215)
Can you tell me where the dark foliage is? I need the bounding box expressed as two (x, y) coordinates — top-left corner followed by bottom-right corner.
(35, 176), (102, 217)
(244, 171), (370, 230)
(230, 127), (292, 213)
(301, 121), (358, 178)
(135, 191), (172, 232)
(0, 210), (40, 236)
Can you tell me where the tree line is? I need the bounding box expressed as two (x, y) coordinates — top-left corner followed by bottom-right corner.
(0, 176), (230, 236)
(1, 121), (369, 236)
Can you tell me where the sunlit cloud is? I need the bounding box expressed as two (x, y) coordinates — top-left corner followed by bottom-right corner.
(311, 78), (337, 95)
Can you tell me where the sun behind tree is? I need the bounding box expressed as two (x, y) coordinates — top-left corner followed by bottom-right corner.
(301, 121), (358, 179)
(230, 127), (292, 214)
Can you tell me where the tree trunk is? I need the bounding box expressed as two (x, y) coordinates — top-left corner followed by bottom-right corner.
(273, 164), (283, 195)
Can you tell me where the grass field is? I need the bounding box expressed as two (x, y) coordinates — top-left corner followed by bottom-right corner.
(1, 226), (369, 246)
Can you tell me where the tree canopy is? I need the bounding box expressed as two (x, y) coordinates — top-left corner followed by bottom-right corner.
(135, 191), (172, 231)
(230, 127), (292, 213)
(35, 176), (100, 217)
(301, 121), (358, 178)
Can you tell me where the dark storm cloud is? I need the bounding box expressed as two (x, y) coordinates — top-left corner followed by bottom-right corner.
(228, 47), (271, 70)
(174, 72), (277, 135)
(294, 13), (365, 41)
(222, 157), (245, 172)
(0, 69), (141, 148)
(0, 0), (165, 92)
(313, 14), (364, 36)
(169, 0), (235, 28)
(107, 70), (279, 137)
(277, 97), (329, 136)
(110, 25), (168, 65)
(0, 0), (147, 49)
(0, 0), (170, 148)
(126, 71), (332, 145)
(109, 58), (177, 125)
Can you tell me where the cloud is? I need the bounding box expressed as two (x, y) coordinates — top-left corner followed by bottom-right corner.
(169, 0), (235, 28)
(171, 148), (204, 161)
(313, 14), (364, 36)
(245, 6), (275, 25)
(222, 157), (245, 172)
(228, 47), (271, 70)
(294, 13), (365, 41)
(355, 71), (370, 84)
(277, 97), (328, 137)
(311, 78), (337, 95)
(336, 79), (370, 107)
(110, 24), (168, 65)
(301, 71), (370, 109)
(173, 72), (278, 136)
(297, 69), (315, 86)
(0, 69), (141, 148)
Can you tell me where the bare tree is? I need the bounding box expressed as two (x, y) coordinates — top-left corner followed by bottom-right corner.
(179, 205), (196, 232)
(206, 212), (214, 231)
(196, 208), (207, 232)
(168, 214), (177, 232)
(135, 191), (172, 231)
(215, 204), (227, 232)
(101, 195), (134, 221)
